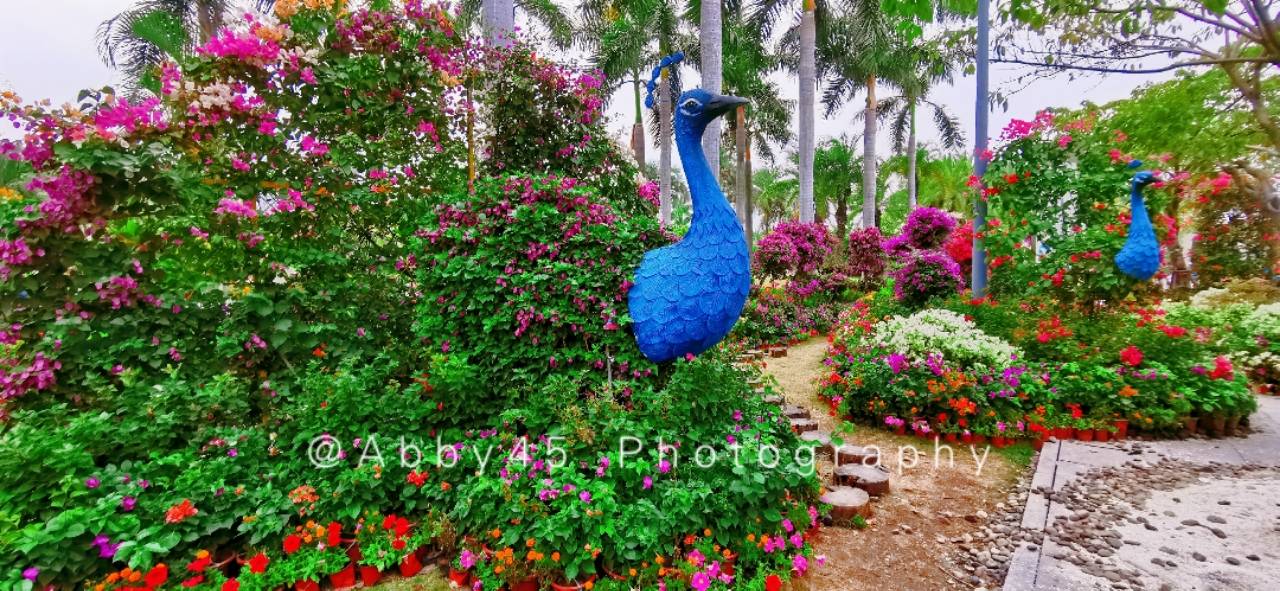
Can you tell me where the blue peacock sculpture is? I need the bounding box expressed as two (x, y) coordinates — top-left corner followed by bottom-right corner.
(1114, 161), (1162, 280)
(629, 55), (751, 363)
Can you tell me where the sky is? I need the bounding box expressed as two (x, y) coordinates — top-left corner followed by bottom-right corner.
(0, 0), (1175, 173)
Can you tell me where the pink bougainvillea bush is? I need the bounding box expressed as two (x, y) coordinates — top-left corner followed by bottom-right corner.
(0, 3), (820, 589)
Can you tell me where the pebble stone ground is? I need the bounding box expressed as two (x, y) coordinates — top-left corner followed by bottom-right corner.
(1002, 395), (1280, 591)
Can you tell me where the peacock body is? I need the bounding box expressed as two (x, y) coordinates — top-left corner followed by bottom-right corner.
(629, 88), (751, 363)
(1114, 168), (1161, 280)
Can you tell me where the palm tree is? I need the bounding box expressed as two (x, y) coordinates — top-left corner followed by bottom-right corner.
(752, 0), (839, 225)
(753, 167), (798, 234)
(876, 50), (963, 208)
(691, 0), (724, 180)
(98, 0), (273, 86)
(713, 5), (793, 244)
(579, 0), (685, 219)
(463, 0), (572, 48)
(813, 136), (858, 239)
(883, 150), (971, 212)
(818, 0), (915, 228)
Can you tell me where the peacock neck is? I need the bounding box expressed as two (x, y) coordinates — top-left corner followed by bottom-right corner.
(675, 116), (736, 228)
(1129, 184), (1151, 224)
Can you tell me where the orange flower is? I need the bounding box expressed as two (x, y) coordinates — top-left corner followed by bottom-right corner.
(551, 552), (560, 562)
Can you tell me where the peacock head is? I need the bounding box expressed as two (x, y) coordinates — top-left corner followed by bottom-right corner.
(1131, 170), (1158, 191)
(675, 89), (748, 134)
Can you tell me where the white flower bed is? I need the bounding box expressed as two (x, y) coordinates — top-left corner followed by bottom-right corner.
(869, 309), (1022, 370)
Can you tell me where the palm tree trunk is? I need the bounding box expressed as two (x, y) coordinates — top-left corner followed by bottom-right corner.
(797, 1), (817, 223)
(745, 137), (754, 247)
(735, 106), (748, 228)
(862, 75), (878, 228)
(659, 66), (673, 225)
(907, 99), (918, 208)
(483, 0), (516, 47)
(835, 190), (848, 240)
(631, 77), (646, 170)
(196, 0), (222, 43)
(701, 0), (723, 181)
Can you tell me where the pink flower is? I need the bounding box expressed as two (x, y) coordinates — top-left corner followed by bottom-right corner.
(214, 198), (258, 219)
(792, 554), (808, 574)
(642, 476), (653, 490)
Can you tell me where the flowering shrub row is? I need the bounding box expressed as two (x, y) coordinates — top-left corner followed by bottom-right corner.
(0, 3), (821, 589)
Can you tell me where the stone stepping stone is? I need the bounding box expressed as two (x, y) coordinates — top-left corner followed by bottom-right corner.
(834, 444), (879, 466)
(799, 431), (833, 456)
(783, 405), (811, 419)
(833, 464), (891, 496)
(790, 418), (818, 434)
(821, 486), (872, 524)
(763, 395), (784, 405)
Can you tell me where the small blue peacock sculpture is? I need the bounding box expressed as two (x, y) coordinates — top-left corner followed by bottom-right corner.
(629, 56), (751, 363)
(1114, 161), (1161, 280)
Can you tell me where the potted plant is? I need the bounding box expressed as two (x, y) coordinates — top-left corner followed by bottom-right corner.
(449, 549), (480, 586)
(1073, 418), (1094, 442)
(278, 536), (345, 591)
(355, 515), (415, 582)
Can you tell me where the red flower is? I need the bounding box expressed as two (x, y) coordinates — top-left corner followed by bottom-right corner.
(1119, 345), (1143, 367)
(1003, 173), (1019, 184)
(181, 575), (204, 588)
(187, 555), (211, 573)
(382, 515), (396, 531)
(283, 534), (302, 555)
(765, 574), (783, 591)
(327, 522), (342, 547)
(222, 580), (240, 591)
(392, 538), (407, 551)
(164, 499), (198, 524)
(1160, 325), (1187, 338)
(248, 553), (269, 574)
(393, 517), (410, 537)
(145, 565), (169, 589)
(1210, 356), (1235, 381)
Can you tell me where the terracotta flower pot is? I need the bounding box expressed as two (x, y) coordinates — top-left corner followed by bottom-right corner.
(399, 553), (423, 577)
(1225, 414), (1241, 436)
(343, 539), (362, 562)
(1208, 415), (1227, 437)
(329, 564), (356, 590)
(358, 566), (381, 586)
(294, 580), (320, 591)
(1094, 429), (1110, 443)
(551, 577), (596, 591)
(1053, 427), (1072, 440)
(1112, 419), (1129, 439)
(511, 576), (539, 591)
(448, 568), (471, 586)
(1183, 416), (1198, 435)
(1075, 429), (1094, 442)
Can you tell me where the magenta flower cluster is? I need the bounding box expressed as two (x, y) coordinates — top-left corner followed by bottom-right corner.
(891, 249), (964, 304)
(899, 206), (957, 250)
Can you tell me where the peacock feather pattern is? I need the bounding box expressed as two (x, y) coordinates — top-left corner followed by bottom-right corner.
(1114, 163), (1161, 280)
(629, 76), (750, 363)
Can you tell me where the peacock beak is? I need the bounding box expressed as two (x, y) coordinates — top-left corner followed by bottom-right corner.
(705, 94), (749, 118)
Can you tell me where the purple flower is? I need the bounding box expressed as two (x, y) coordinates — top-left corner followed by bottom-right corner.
(792, 554), (809, 574)
(22, 567), (38, 582)
(900, 207), (957, 250)
(659, 459), (671, 474)
(120, 496), (137, 512)
(579, 490), (592, 503)
(642, 476), (653, 490)
(85, 477), (100, 489)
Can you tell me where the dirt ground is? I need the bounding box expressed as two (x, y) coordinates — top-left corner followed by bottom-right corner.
(763, 338), (1032, 591)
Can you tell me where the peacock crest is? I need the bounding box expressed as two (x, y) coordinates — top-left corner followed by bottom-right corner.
(628, 56), (750, 363)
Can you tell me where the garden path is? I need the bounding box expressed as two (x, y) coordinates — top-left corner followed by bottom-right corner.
(761, 338), (1030, 590)
(1004, 396), (1280, 591)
